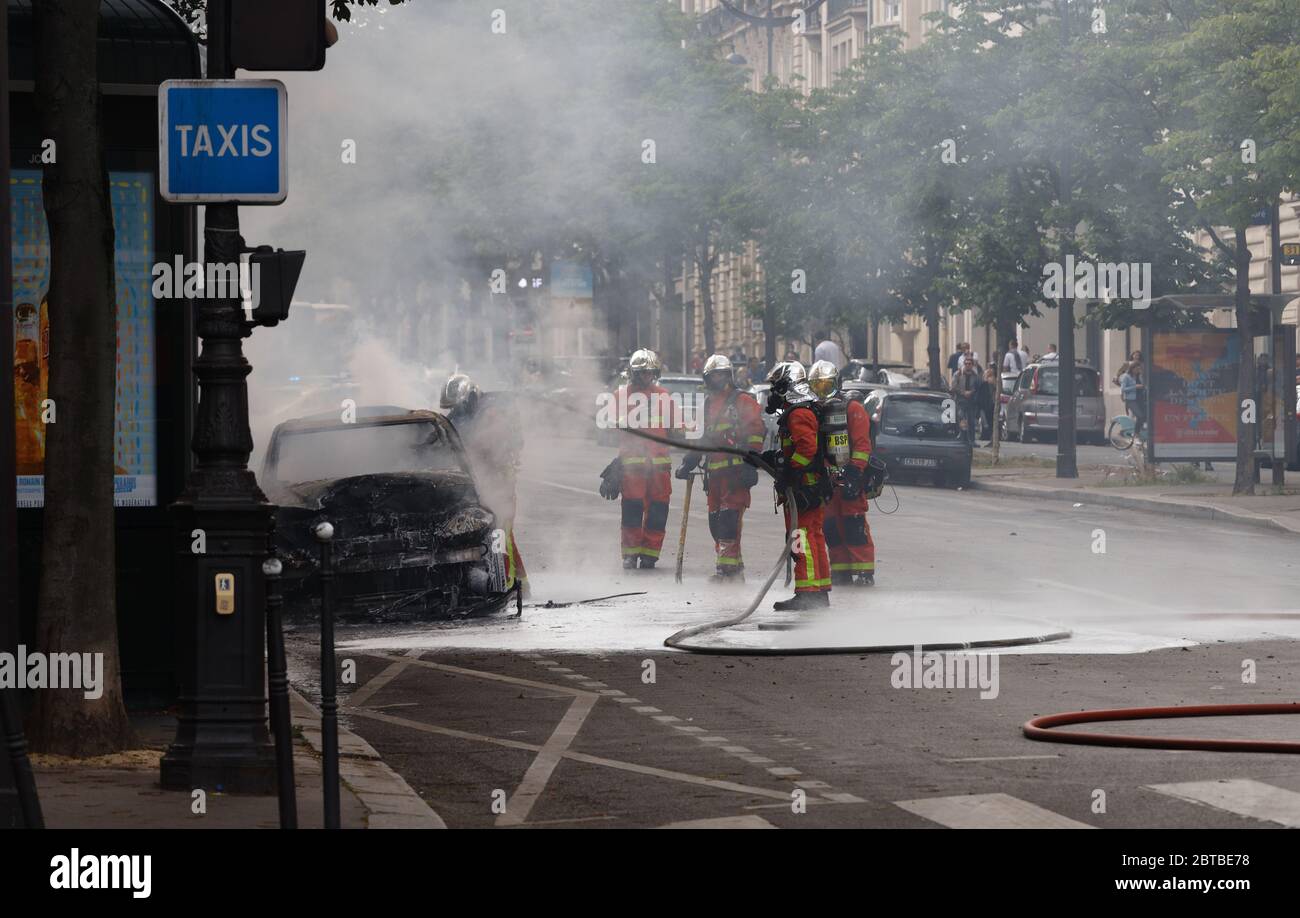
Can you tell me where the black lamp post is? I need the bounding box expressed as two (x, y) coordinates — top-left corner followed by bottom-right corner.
(160, 0), (276, 794)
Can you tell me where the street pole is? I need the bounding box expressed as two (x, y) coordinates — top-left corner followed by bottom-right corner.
(1270, 201), (1285, 487)
(1055, 0), (1078, 479)
(161, 0), (276, 794)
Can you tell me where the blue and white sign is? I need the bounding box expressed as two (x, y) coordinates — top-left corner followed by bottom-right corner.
(159, 79), (288, 204)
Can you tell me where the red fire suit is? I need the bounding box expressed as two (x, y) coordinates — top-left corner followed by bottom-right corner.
(824, 398), (875, 577)
(702, 387), (765, 573)
(778, 403), (831, 594)
(617, 383), (677, 562)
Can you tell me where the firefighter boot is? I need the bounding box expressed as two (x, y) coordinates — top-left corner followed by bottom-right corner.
(772, 591), (830, 612)
(831, 571), (853, 586)
(851, 572), (875, 587)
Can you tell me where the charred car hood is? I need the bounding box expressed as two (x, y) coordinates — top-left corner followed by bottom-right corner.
(271, 471), (495, 547)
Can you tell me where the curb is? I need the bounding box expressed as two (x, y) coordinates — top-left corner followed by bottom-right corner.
(289, 688), (446, 829)
(968, 478), (1300, 536)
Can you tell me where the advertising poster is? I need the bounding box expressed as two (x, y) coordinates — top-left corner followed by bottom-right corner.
(1150, 330), (1241, 460)
(11, 169), (158, 507)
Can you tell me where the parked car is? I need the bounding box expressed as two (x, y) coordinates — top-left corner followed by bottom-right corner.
(844, 360), (920, 389)
(1004, 363), (1106, 444)
(853, 387), (973, 488)
(260, 407), (515, 622)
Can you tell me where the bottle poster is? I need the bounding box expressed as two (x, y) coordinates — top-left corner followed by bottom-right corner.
(11, 170), (157, 507)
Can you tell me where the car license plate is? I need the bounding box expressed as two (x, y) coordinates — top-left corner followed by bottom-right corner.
(900, 457), (938, 468)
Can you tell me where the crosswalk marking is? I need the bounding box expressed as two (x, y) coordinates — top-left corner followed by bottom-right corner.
(1145, 779), (1300, 828)
(657, 815), (777, 829)
(895, 793), (1094, 829)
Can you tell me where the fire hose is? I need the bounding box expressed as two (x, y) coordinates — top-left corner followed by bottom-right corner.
(1023, 702), (1300, 754)
(594, 422), (801, 649)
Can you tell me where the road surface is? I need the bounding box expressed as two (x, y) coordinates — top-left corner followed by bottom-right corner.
(286, 428), (1300, 828)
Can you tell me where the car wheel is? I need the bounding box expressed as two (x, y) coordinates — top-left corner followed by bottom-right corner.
(1023, 426), (1035, 443)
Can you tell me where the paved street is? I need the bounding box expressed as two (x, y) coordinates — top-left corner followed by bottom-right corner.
(285, 430), (1300, 829)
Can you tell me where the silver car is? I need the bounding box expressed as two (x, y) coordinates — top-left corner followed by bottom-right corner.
(1004, 363), (1106, 444)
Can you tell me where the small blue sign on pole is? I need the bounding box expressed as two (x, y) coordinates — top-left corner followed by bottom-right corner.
(159, 79), (288, 204)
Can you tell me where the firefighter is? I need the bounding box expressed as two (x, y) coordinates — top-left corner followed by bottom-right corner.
(676, 354), (764, 582)
(599, 348), (678, 569)
(808, 359), (875, 586)
(759, 361), (831, 610)
(441, 373), (529, 597)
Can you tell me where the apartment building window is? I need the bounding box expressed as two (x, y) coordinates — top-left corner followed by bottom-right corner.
(883, 1), (902, 23)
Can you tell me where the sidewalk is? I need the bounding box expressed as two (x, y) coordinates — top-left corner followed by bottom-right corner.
(969, 451), (1300, 536)
(31, 690), (443, 829)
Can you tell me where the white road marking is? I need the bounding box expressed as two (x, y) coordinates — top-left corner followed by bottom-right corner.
(896, 793), (1093, 829)
(1032, 578), (1172, 613)
(767, 767), (801, 777)
(497, 693), (598, 827)
(944, 755), (1061, 763)
(1145, 779), (1300, 828)
(657, 815), (777, 829)
(633, 706), (662, 714)
(525, 477), (602, 498)
(346, 658), (412, 709)
(652, 715), (681, 723)
(349, 708), (798, 804)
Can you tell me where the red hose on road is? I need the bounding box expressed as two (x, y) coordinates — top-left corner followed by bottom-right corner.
(1023, 703), (1300, 754)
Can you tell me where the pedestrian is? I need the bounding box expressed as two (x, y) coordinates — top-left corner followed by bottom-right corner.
(947, 343), (964, 381)
(978, 366), (997, 443)
(690, 351), (705, 374)
(951, 359), (980, 445)
(813, 332), (847, 370)
(598, 348), (679, 569)
(677, 355), (765, 582)
(1041, 343), (1060, 362)
(1002, 338), (1027, 374)
(809, 361), (876, 586)
(1119, 360), (1145, 441)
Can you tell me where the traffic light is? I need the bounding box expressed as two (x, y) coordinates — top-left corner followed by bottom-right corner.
(229, 0), (337, 72)
(245, 245), (306, 327)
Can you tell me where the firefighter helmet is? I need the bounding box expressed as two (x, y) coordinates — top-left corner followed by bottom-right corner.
(808, 360), (839, 400)
(628, 348), (661, 382)
(440, 373), (479, 411)
(702, 353), (733, 390)
(766, 360), (807, 394)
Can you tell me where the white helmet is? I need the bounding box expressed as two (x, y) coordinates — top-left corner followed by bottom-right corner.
(440, 372), (479, 411)
(808, 359), (839, 400)
(628, 348), (661, 381)
(702, 353), (733, 389)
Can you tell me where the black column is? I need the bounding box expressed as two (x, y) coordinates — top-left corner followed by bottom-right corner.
(160, 0), (275, 794)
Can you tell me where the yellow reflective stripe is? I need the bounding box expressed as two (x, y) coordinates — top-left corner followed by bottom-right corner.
(621, 547), (640, 556)
(851, 451), (871, 461)
(781, 437), (793, 446)
(639, 546), (661, 558)
(711, 422), (734, 431)
(804, 473), (818, 485)
(623, 457), (648, 464)
(650, 456), (672, 465)
(831, 562), (874, 571)
(747, 436), (764, 444)
(716, 556), (743, 566)
(791, 452), (811, 467)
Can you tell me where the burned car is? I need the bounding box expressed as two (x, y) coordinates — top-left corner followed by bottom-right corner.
(260, 407), (516, 621)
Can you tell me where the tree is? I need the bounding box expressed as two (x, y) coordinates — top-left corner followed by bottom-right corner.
(1148, 0), (1300, 494)
(29, 0), (131, 754)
